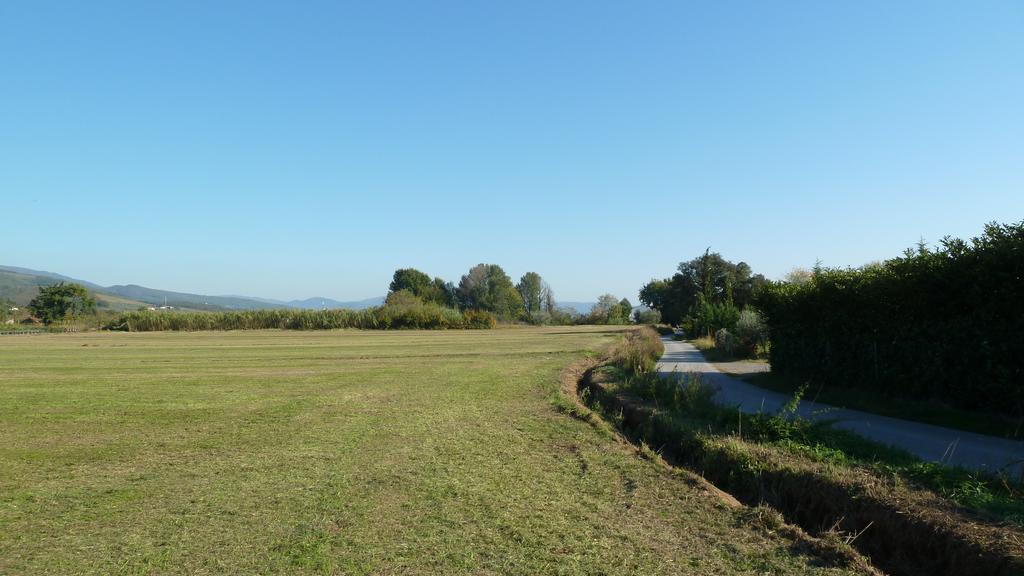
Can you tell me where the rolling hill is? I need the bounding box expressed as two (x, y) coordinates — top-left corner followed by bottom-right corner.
(1, 266), (596, 314)
(1, 266), (303, 311)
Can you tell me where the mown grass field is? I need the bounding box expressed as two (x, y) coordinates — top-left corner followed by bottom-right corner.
(1, 328), (860, 575)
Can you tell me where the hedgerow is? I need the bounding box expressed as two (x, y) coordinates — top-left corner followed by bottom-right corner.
(755, 221), (1024, 416)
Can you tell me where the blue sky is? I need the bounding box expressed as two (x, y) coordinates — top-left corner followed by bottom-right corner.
(2, 1), (1021, 301)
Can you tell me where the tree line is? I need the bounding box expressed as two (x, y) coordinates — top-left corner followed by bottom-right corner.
(388, 264), (635, 325)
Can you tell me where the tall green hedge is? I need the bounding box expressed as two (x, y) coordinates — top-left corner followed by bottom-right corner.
(755, 221), (1024, 416)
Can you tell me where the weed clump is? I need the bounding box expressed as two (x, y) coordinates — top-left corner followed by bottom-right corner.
(611, 326), (664, 375)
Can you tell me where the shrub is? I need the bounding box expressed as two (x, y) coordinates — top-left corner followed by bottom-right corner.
(523, 310), (551, 326)
(732, 308), (767, 357)
(613, 327), (664, 375)
(548, 308), (579, 326)
(714, 328), (733, 355)
(692, 297), (740, 337)
(462, 309), (498, 329)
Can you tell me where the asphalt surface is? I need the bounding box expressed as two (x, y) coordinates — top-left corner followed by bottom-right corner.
(656, 337), (1024, 474)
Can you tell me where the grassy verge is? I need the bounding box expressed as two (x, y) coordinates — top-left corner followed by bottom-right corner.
(0, 327), (865, 575)
(740, 371), (1024, 440)
(580, 330), (1024, 576)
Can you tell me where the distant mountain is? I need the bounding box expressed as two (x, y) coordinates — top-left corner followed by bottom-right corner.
(0, 266), (143, 311)
(0, 265), (104, 289)
(0, 265), (384, 312)
(1, 265), (605, 315)
(286, 296), (385, 310)
(100, 284), (292, 311)
(558, 301), (597, 315)
(218, 295), (386, 310)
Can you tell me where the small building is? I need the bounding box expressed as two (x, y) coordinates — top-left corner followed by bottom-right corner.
(20, 316), (42, 325)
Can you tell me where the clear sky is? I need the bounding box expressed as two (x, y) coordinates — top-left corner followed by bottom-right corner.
(2, 1), (1021, 302)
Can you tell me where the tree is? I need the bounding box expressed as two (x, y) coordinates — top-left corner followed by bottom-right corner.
(633, 308), (661, 324)
(516, 272), (544, 314)
(28, 282), (96, 324)
(639, 275), (695, 325)
(592, 294), (619, 317)
(542, 283), (556, 314)
(638, 279), (669, 312)
(389, 268), (454, 307)
(457, 264), (490, 310)
(457, 264), (524, 321)
(617, 298), (633, 324)
(431, 277), (457, 308)
(389, 268), (432, 296)
(783, 267), (813, 285)
(589, 294), (631, 324)
(639, 250), (766, 324)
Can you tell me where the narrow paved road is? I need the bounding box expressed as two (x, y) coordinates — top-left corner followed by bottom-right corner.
(657, 337), (1024, 474)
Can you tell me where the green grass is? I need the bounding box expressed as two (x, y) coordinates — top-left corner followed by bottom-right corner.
(0, 328), (860, 575)
(741, 371), (1024, 440)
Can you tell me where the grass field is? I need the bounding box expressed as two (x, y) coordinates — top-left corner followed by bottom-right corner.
(0, 328), (861, 575)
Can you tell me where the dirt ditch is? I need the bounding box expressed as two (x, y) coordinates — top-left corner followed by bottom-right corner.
(578, 367), (1024, 576)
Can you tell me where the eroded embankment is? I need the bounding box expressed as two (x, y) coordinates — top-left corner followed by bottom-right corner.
(576, 359), (1024, 576)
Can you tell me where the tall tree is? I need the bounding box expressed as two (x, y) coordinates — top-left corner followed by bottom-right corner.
(639, 251), (766, 324)
(28, 282), (96, 324)
(457, 264), (524, 321)
(516, 272), (544, 314)
(431, 277), (457, 307)
(542, 283), (556, 314)
(389, 268), (432, 297)
(389, 268), (454, 306)
(590, 294), (630, 324)
(456, 264), (490, 310)
(617, 298), (633, 323)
